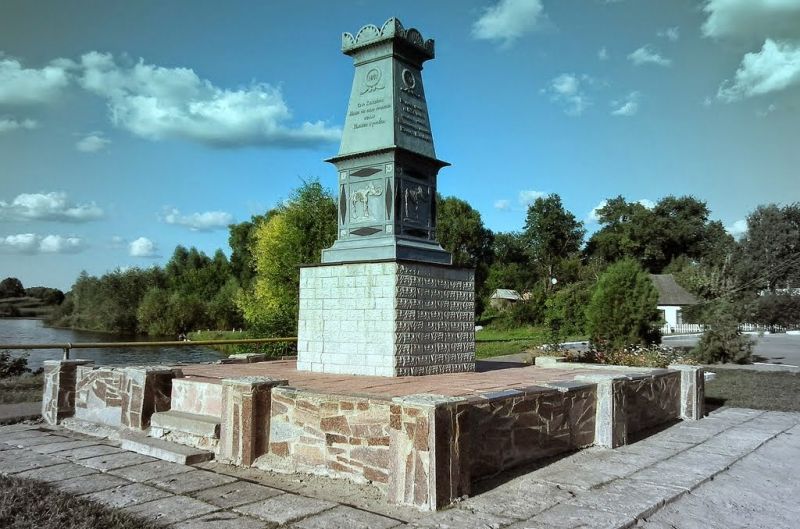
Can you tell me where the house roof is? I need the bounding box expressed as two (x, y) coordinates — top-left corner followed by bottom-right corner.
(649, 274), (699, 306)
(490, 289), (522, 301)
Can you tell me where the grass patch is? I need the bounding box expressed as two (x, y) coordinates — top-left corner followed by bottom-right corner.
(475, 325), (586, 359)
(705, 369), (800, 412)
(187, 330), (296, 357)
(0, 474), (157, 529)
(0, 374), (43, 404)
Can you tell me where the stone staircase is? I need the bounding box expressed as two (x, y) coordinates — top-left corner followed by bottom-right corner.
(123, 376), (224, 463)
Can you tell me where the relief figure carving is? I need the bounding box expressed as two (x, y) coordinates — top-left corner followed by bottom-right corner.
(351, 181), (384, 221)
(404, 185), (426, 220)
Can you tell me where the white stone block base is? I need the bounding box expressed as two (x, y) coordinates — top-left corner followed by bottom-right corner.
(297, 261), (475, 376)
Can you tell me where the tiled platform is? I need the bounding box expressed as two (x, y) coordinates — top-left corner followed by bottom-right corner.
(179, 359), (620, 398)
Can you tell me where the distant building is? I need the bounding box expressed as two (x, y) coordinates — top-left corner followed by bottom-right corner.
(489, 289), (522, 310)
(649, 274), (699, 328)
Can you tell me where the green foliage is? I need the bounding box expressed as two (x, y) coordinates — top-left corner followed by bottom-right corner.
(545, 281), (592, 341)
(240, 181), (336, 336)
(749, 293), (800, 329)
(24, 286), (65, 305)
(692, 301), (753, 364)
(585, 259), (661, 350)
(565, 344), (692, 369)
(523, 194), (585, 288)
(0, 351), (30, 379)
(0, 277), (25, 298)
(737, 203), (800, 291)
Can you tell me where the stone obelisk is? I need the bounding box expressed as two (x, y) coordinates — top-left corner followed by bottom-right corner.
(296, 18), (475, 377)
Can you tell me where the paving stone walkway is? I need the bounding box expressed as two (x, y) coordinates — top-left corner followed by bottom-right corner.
(1, 407), (798, 528)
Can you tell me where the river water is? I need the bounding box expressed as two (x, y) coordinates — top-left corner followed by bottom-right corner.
(0, 319), (224, 370)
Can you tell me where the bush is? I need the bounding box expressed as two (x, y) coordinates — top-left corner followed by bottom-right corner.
(0, 351), (30, 379)
(585, 259), (661, 350)
(750, 293), (800, 330)
(564, 344), (692, 368)
(545, 281), (591, 342)
(693, 301), (753, 364)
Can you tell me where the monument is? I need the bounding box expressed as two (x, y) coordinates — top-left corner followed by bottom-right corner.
(296, 17), (476, 376)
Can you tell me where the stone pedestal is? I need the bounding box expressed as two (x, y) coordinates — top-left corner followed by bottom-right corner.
(42, 359), (95, 425)
(219, 376), (287, 466)
(297, 260), (475, 376)
(669, 364), (705, 420)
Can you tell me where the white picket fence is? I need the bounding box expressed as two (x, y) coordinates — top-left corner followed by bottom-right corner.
(660, 323), (789, 335)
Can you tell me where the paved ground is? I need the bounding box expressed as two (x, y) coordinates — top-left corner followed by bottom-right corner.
(663, 333), (800, 366)
(2, 408), (799, 528)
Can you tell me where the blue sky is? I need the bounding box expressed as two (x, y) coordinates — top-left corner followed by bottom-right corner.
(2, 0), (799, 290)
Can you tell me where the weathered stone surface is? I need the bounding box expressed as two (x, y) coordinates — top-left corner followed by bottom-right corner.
(53, 444), (126, 460)
(54, 472), (130, 495)
(147, 469), (237, 494)
(218, 377), (286, 466)
(82, 483), (172, 508)
(0, 449), (66, 474)
(190, 480), (284, 508)
(3, 434), (71, 448)
(527, 503), (634, 529)
(406, 507), (515, 528)
(171, 511), (267, 529)
(30, 439), (100, 454)
(108, 460), (195, 482)
(294, 505), (402, 529)
(233, 493), (336, 525)
(77, 451), (157, 471)
(41, 359), (94, 425)
(297, 262), (475, 377)
(570, 479), (683, 518)
(120, 430), (214, 464)
(122, 495), (218, 525)
(170, 378), (223, 417)
(669, 364), (705, 420)
(462, 480), (572, 521)
(16, 462), (98, 482)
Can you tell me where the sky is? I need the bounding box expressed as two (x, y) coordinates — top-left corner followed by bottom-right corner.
(1, 0), (799, 291)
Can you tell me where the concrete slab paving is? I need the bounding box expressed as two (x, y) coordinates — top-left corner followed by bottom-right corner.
(16, 462), (98, 482)
(148, 469), (238, 494)
(405, 507), (516, 528)
(293, 505), (403, 529)
(54, 472), (131, 495)
(190, 480), (284, 508)
(0, 429), (51, 443)
(53, 443), (126, 460)
(233, 493), (337, 525)
(108, 459), (196, 482)
(461, 480), (573, 521)
(122, 495), (219, 525)
(570, 479), (682, 518)
(30, 439), (102, 454)
(3, 434), (72, 447)
(171, 511), (268, 529)
(77, 451), (157, 471)
(81, 482), (173, 508)
(0, 449), (66, 474)
(525, 503), (635, 529)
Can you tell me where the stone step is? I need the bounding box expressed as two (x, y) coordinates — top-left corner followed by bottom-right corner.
(151, 410), (220, 438)
(120, 431), (214, 465)
(170, 377), (223, 417)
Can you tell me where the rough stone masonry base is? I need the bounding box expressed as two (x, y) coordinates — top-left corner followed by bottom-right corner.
(296, 260), (475, 376)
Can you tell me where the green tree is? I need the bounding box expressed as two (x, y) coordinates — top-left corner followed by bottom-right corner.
(585, 259), (661, 350)
(738, 203), (800, 292)
(240, 182), (337, 336)
(545, 281), (592, 341)
(228, 213), (269, 289)
(485, 232), (538, 294)
(0, 277), (25, 298)
(522, 194), (585, 290)
(693, 301), (753, 364)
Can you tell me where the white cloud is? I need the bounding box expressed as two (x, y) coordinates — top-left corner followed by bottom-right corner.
(472, 0), (546, 47)
(76, 132), (111, 152)
(726, 219), (748, 236)
(657, 27), (680, 42)
(129, 237), (159, 258)
(628, 46), (672, 66)
(598, 47), (610, 61)
(611, 91), (641, 116)
(0, 117), (37, 133)
(0, 192), (104, 222)
(77, 51), (340, 148)
(0, 55), (72, 105)
(0, 233), (85, 254)
(494, 199), (511, 211)
(519, 190), (546, 206)
(702, 0), (800, 41)
(757, 103), (778, 116)
(544, 73), (591, 116)
(162, 208), (233, 231)
(638, 199), (656, 209)
(717, 39), (800, 101)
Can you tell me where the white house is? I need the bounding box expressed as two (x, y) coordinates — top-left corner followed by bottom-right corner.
(649, 274), (699, 328)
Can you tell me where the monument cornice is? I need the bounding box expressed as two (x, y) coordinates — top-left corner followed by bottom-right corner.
(342, 17), (435, 60)
(325, 146), (450, 169)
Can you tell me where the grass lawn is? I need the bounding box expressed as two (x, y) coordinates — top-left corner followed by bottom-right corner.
(475, 325), (586, 359)
(705, 369), (800, 412)
(0, 475), (157, 529)
(0, 375), (43, 404)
